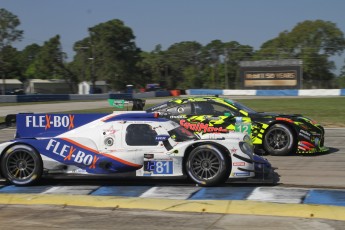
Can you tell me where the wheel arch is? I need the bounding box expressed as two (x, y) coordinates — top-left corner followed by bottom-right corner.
(262, 121), (299, 154)
(0, 142), (43, 178)
(182, 142), (232, 176)
(263, 121), (298, 141)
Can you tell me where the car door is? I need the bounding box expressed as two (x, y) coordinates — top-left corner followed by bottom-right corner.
(166, 101), (250, 135)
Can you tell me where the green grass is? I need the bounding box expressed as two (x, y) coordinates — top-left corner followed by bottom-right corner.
(236, 97), (345, 127)
(1, 97), (344, 127)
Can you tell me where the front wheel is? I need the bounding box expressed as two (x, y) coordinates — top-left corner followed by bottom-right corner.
(1, 144), (43, 186)
(263, 124), (296, 156)
(185, 145), (231, 187)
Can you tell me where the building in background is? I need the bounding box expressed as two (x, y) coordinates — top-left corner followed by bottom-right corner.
(24, 79), (74, 94)
(78, 81), (109, 94)
(0, 79), (24, 95)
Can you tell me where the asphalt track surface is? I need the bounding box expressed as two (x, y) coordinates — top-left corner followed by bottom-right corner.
(0, 100), (345, 229)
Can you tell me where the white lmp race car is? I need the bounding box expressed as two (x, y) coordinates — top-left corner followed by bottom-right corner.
(0, 112), (274, 186)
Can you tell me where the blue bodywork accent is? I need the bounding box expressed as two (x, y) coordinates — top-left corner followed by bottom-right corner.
(15, 113), (165, 138)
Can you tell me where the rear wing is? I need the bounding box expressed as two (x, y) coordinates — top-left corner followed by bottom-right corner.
(0, 114), (16, 129)
(15, 113), (107, 138)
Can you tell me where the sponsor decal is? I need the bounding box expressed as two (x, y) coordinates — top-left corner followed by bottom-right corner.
(144, 154), (154, 159)
(155, 135), (170, 141)
(40, 138), (141, 174)
(169, 115), (185, 119)
(299, 129), (311, 140)
(298, 141), (315, 150)
(230, 147), (238, 154)
(276, 117), (294, 123)
(26, 114), (75, 130)
(108, 99), (125, 108)
(207, 116), (220, 120)
(46, 139), (99, 168)
(234, 172), (250, 176)
(179, 120), (228, 133)
(233, 162), (245, 166)
(103, 125), (117, 135)
(235, 117), (243, 123)
(177, 107), (184, 113)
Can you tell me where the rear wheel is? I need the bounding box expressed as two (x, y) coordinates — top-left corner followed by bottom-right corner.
(1, 144), (43, 186)
(185, 145), (230, 186)
(263, 124), (296, 156)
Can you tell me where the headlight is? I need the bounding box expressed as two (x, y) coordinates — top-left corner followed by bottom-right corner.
(239, 141), (253, 158)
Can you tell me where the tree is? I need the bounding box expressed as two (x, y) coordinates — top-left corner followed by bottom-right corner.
(72, 19), (141, 91)
(29, 35), (65, 79)
(25, 35), (78, 92)
(255, 20), (345, 88)
(136, 45), (166, 89)
(164, 41), (202, 89)
(337, 60), (345, 88)
(223, 41), (254, 89)
(18, 44), (41, 81)
(0, 8), (23, 94)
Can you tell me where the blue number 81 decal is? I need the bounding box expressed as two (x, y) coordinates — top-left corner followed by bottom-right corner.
(154, 161), (173, 174)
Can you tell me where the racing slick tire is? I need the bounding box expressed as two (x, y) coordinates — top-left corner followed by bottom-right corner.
(1, 144), (43, 186)
(185, 145), (231, 187)
(263, 124), (296, 156)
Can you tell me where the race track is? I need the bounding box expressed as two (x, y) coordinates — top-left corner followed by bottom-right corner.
(0, 101), (345, 229)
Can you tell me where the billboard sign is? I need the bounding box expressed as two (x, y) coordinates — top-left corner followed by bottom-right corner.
(240, 60), (302, 89)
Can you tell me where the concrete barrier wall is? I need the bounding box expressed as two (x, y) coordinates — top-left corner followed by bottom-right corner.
(0, 95), (17, 103)
(223, 90), (256, 96)
(341, 89), (345, 96)
(186, 89), (345, 96)
(133, 92), (155, 99)
(70, 94), (109, 100)
(186, 89), (223, 95)
(298, 89), (341, 96)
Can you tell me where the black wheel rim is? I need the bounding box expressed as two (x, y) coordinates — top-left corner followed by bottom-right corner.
(190, 149), (221, 180)
(6, 149), (36, 180)
(266, 128), (289, 150)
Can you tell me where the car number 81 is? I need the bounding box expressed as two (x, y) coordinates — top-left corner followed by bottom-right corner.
(144, 160), (173, 174)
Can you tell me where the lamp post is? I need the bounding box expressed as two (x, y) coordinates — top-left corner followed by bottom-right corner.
(88, 28), (96, 94)
(0, 59), (5, 95)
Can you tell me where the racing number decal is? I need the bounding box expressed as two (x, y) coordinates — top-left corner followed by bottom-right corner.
(144, 160), (173, 174)
(235, 123), (251, 135)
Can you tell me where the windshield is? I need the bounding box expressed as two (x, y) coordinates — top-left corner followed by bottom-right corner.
(168, 126), (198, 142)
(224, 99), (257, 114)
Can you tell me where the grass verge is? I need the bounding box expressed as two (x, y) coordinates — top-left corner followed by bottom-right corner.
(0, 97), (344, 127)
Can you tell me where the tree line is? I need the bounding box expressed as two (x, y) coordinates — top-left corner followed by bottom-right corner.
(1, 8), (345, 94)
